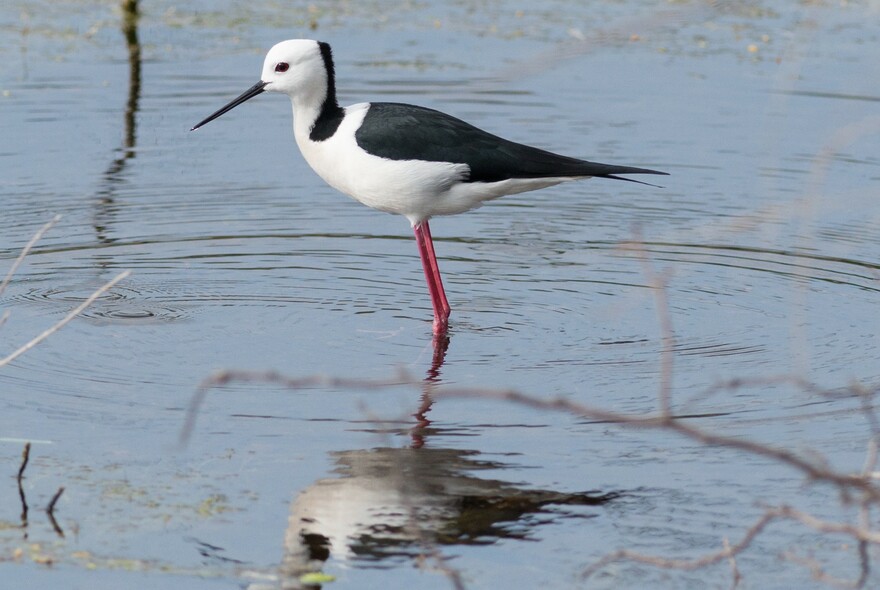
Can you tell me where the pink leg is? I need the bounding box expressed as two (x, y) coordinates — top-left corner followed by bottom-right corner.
(413, 220), (451, 334)
(420, 221), (451, 318)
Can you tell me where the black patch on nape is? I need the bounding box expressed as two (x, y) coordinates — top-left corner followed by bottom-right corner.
(310, 41), (346, 142)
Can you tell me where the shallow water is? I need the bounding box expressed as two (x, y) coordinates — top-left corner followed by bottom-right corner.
(1, 1), (880, 588)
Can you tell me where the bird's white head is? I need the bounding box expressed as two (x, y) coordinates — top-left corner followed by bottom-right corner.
(191, 39), (333, 131)
(259, 39), (326, 97)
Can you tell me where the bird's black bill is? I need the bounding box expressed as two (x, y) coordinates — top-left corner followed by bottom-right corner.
(190, 80), (267, 131)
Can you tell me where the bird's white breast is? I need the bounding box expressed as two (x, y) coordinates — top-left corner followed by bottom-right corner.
(292, 102), (582, 225)
(293, 103), (474, 224)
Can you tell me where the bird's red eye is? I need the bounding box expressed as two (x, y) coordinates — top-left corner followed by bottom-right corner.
(275, 62), (289, 73)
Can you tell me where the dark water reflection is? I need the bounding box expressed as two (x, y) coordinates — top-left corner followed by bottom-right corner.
(280, 447), (618, 588)
(94, 0), (141, 246)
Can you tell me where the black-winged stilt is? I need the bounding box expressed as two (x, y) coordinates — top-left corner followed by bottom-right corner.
(192, 40), (666, 336)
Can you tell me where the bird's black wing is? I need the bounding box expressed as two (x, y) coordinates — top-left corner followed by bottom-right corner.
(355, 102), (667, 184)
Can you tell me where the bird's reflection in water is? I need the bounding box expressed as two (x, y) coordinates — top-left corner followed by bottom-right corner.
(279, 446), (619, 588)
(276, 298), (619, 587)
(409, 333), (449, 449)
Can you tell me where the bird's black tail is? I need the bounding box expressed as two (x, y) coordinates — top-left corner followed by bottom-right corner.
(576, 162), (668, 188)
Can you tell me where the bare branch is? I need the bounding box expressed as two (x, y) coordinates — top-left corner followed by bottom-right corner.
(17, 442), (31, 481)
(585, 505), (877, 583)
(178, 369), (413, 446)
(46, 486), (65, 515)
(773, 505), (880, 544)
(782, 551), (866, 589)
(183, 371), (880, 503)
(0, 215), (60, 298)
(583, 508), (778, 579)
(0, 270), (131, 368)
(46, 486), (65, 538)
(622, 234), (676, 416)
(723, 537), (741, 590)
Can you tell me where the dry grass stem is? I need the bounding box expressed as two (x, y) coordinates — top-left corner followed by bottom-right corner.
(46, 486), (65, 538)
(623, 235), (675, 416)
(585, 505), (878, 584)
(186, 371), (880, 501)
(0, 270), (131, 368)
(179, 369), (412, 445)
(723, 537), (741, 590)
(17, 443), (30, 529)
(46, 486), (65, 515)
(17, 442), (31, 481)
(183, 228), (880, 587)
(0, 215), (60, 298)
(782, 551), (866, 589)
(186, 369), (880, 586)
(583, 509), (777, 579)
(348, 403), (467, 589)
(182, 225), (880, 587)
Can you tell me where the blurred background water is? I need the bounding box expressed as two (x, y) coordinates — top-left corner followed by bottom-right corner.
(1, 1), (879, 588)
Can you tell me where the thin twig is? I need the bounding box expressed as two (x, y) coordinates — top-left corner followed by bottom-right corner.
(340, 400), (467, 589)
(46, 487), (65, 537)
(391, 450), (467, 589)
(856, 540), (870, 589)
(46, 486), (65, 515)
(622, 234), (675, 416)
(178, 369), (412, 446)
(585, 505), (879, 583)
(18, 443), (30, 532)
(723, 537), (741, 590)
(681, 374), (821, 411)
(181, 373), (880, 589)
(782, 551), (865, 589)
(0, 215), (60, 298)
(0, 270), (131, 368)
(184, 371), (880, 503)
(582, 508), (778, 579)
(17, 442), (31, 481)
(431, 386), (880, 503)
(855, 381), (880, 439)
(775, 505), (880, 544)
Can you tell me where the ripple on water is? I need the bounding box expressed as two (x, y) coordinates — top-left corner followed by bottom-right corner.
(5, 283), (191, 323)
(637, 241), (880, 293)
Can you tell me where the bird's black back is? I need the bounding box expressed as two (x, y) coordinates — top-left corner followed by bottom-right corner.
(355, 102), (666, 184)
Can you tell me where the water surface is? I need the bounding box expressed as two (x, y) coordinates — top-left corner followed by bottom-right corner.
(1, 1), (879, 588)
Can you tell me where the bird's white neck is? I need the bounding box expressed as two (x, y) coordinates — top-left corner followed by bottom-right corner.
(291, 41), (345, 144)
(292, 93), (326, 140)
